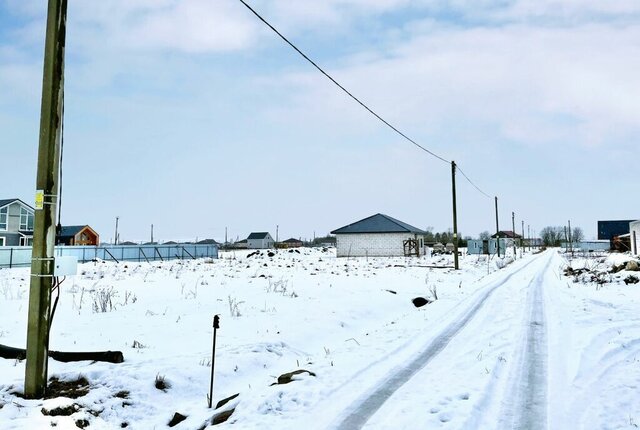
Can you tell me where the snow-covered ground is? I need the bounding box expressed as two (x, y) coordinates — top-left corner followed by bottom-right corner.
(0, 248), (638, 429)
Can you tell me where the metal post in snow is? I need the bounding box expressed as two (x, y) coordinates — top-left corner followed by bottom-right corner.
(568, 219), (573, 257)
(451, 161), (459, 270)
(512, 211), (516, 259)
(494, 197), (500, 257)
(208, 315), (220, 408)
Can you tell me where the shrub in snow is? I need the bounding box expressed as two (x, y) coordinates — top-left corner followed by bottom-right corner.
(132, 340), (146, 349)
(624, 275), (639, 285)
(0, 280), (25, 300)
(228, 296), (244, 317)
(155, 374), (170, 391)
(92, 287), (117, 313)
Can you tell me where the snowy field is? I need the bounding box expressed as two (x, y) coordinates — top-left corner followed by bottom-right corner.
(0, 248), (639, 429)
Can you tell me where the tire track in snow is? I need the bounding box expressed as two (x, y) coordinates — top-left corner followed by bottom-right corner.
(332, 254), (545, 430)
(497, 253), (552, 430)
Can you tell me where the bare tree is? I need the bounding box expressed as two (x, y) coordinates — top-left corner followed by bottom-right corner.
(540, 226), (564, 246)
(572, 227), (584, 243)
(479, 231), (491, 240)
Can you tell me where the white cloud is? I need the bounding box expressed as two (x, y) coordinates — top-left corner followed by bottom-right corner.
(124, 0), (259, 53)
(267, 21), (640, 150)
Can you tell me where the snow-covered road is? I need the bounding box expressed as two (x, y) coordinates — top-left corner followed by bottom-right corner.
(322, 250), (640, 430)
(332, 253), (548, 429)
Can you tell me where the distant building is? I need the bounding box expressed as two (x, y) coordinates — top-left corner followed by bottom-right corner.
(0, 198), (34, 246)
(330, 213), (428, 257)
(491, 231), (522, 239)
(597, 220), (634, 241)
(57, 225), (100, 246)
(280, 238), (303, 248)
(432, 242), (445, 253)
(247, 232), (274, 249)
(197, 239), (219, 245)
(467, 239), (508, 255)
(232, 239), (248, 249)
(574, 241), (610, 252)
(631, 220), (640, 256)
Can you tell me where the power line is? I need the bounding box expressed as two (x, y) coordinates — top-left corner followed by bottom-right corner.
(456, 166), (492, 199)
(236, 0), (450, 165)
(237, 0), (502, 207)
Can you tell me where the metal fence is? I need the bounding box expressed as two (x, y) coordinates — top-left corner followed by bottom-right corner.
(0, 244), (218, 269)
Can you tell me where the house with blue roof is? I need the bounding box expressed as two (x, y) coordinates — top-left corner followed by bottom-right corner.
(330, 213), (428, 257)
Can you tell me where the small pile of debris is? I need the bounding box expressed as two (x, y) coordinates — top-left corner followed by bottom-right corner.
(564, 258), (640, 286)
(564, 266), (611, 285)
(611, 260), (640, 273)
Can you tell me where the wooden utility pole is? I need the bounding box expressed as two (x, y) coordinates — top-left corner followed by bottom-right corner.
(114, 216), (119, 245)
(25, 0), (67, 399)
(151, 224), (154, 243)
(521, 220), (525, 254)
(494, 196), (500, 257)
(512, 211), (516, 259)
(568, 219), (573, 256)
(451, 161), (459, 270)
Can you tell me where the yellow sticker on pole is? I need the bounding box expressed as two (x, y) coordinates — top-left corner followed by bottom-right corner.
(35, 190), (44, 210)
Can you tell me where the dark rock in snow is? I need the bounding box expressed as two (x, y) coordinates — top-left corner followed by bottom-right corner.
(412, 297), (432, 308)
(212, 409), (234, 425)
(271, 369), (316, 386)
(41, 404), (79, 416)
(215, 393), (239, 409)
(75, 419), (90, 429)
(168, 412), (188, 427)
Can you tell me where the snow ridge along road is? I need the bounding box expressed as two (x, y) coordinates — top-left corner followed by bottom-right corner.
(333, 252), (547, 430)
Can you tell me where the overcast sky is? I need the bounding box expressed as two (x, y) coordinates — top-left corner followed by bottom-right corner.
(1, 0), (639, 243)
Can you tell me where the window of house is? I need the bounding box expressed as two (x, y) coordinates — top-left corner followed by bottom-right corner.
(0, 207), (7, 230)
(20, 236), (33, 246)
(0, 237), (5, 246)
(20, 207), (34, 231)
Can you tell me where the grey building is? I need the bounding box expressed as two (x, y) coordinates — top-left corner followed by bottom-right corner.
(467, 239), (507, 255)
(247, 232), (274, 249)
(330, 213), (428, 257)
(0, 198), (35, 246)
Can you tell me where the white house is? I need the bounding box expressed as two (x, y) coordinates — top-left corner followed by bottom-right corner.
(330, 213), (428, 257)
(631, 220), (640, 256)
(247, 232), (275, 249)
